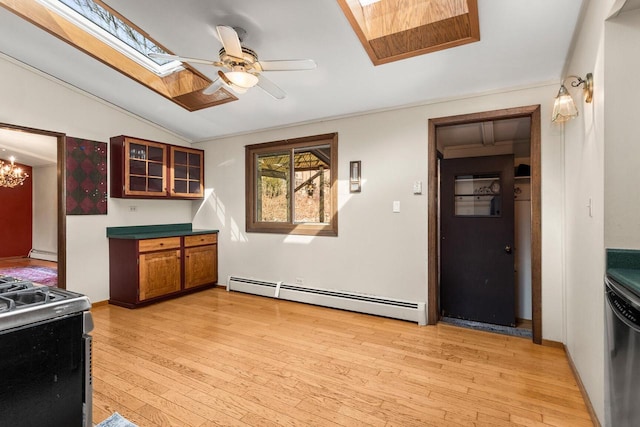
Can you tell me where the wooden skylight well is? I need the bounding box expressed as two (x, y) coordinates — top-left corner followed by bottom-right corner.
(337, 0), (480, 65)
(0, 0), (236, 111)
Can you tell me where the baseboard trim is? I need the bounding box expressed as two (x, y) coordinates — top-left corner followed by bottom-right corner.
(564, 345), (602, 427)
(541, 339), (564, 349)
(91, 300), (109, 308)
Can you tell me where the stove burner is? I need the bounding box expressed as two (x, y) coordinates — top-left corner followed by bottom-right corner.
(0, 277), (34, 294)
(0, 298), (11, 313)
(0, 286), (53, 311)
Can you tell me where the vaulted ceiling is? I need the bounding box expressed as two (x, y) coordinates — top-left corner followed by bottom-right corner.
(0, 0), (585, 142)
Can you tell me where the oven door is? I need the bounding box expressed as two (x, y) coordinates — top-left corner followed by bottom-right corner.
(0, 312), (86, 427)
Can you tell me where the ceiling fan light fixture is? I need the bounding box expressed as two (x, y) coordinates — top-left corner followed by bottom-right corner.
(217, 70), (249, 94)
(225, 70), (259, 88)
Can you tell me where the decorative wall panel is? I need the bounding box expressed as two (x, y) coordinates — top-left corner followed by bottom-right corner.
(66, 137), (107, 215)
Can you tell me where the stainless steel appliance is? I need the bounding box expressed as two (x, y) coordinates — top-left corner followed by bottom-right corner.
(0, 276), (93, 427)
(605, 275), (640, 427)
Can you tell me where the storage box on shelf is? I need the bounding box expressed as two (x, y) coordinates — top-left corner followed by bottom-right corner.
(106, 223), (218, 308)
(110, 135), (204, 199)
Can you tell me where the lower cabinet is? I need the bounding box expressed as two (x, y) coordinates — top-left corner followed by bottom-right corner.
(184, 234), (218, 289)
(108, 233), (218, 308)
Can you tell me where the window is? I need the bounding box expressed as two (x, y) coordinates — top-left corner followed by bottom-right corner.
(41, 0), (183, 76)
(246, 133), (338, 236)
(4, 0), (236, 111)
(454, 173), (502, 217)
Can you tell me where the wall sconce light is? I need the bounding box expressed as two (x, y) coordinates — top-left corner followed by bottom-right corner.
(552, 73), (593, 123)
(350, 161), (361, 193)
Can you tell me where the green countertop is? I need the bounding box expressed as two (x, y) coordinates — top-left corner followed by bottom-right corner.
(606, 248), (640, 297)
(106, 223), (218, 239)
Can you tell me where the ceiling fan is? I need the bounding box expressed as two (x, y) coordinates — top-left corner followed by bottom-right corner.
(149, 25), (316, 100)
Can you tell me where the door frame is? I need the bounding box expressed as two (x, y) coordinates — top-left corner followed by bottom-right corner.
(0, 122), (66, 289)
(427, 105), (542, 344)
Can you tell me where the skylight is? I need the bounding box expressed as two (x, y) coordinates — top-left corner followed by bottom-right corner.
(39, 0), (183, 76)
(337, 0), (480, 66)
(5, 0), (236, 111)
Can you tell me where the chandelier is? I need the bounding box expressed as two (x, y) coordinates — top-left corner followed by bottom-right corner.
(0, 156), (29, 188)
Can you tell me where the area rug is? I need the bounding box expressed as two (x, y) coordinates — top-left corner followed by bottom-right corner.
(0, 266), (58, 287)
(95, 412), (138, 427)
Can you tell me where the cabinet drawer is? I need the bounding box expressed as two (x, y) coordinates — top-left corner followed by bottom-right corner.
(138, 237), (181, 252)
(185, 234), (217, 247)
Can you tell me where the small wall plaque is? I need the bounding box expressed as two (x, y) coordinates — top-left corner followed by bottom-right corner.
(350, 161), (361, 193)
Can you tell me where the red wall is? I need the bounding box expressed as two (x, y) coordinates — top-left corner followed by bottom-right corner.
(0, 160), (32, 258)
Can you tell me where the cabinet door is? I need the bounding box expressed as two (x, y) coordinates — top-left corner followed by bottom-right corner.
(170, 146), (204, 199)
(184, 244), (217, 289)
(139, 249), (181, 300)
(125, 138), (167, 197)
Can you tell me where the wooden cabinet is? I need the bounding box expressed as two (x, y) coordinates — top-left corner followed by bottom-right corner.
(138, 237), (181, 300)
(107, 231), (218, 308)
(170, 146), (204, 199)
(110, 135), (204, 199)
(184, 234), (217, 289)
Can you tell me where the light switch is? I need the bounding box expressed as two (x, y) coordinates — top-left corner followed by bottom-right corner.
(413, 181), (422, 194)
(393, 201), (400, 213)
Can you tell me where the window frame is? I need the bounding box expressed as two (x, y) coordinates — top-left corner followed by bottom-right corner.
(245, 133), (338, 236)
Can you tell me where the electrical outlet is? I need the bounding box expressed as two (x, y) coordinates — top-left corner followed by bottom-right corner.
(295, 277), (304, 285)
(129, 206), (137, 212)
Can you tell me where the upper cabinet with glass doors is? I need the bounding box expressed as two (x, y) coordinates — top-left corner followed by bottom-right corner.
(110, 136), (204, 199)
(170, 146), (203, 198)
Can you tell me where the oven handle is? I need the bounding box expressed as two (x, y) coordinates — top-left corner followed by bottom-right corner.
(605, 276), (640, 309)
(606, 277), (640, 333)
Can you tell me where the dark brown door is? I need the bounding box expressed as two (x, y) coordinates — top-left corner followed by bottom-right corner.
(440, 155), (515, 326)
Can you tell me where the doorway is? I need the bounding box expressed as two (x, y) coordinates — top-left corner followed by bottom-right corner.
(0, 122), (66, 289)
(440, 154), (516, 326)
(427, 105), (542, 343)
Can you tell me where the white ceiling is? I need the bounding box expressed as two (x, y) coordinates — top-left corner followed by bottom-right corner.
(0, 0), (585, 143)
(0, 128), (57, 167)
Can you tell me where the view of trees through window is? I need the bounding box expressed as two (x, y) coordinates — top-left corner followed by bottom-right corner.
(247, 133), (337, 236)
(256, 148), (332, 224)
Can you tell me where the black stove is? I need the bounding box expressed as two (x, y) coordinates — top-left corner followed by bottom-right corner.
(0, 275), (93, 427)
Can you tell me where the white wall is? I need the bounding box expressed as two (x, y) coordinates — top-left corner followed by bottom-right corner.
(602, 5), (640, 426)
(32, 164), (57, 256)
(562, 0), (614, 424)
(193, 84), (566, 341)
(605, 7), (640, 248)
(0, 53), (195, 303)
(515, 196), (532, 320)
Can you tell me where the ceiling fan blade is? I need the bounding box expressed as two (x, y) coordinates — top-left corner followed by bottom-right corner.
(216, 25), (243, 58)
(256, 75), (286, 100)
(256, 59), (317, 72)
(148, 52), (218, 65)
(202, 77), (223, 95)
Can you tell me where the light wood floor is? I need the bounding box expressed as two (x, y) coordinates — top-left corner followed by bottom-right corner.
(0, 256), (57, 270)
(91, 288), (593, 427)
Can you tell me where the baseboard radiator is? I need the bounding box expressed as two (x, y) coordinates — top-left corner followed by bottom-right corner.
(28, 249), (57, 262)
(227, 276), (427, 325)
